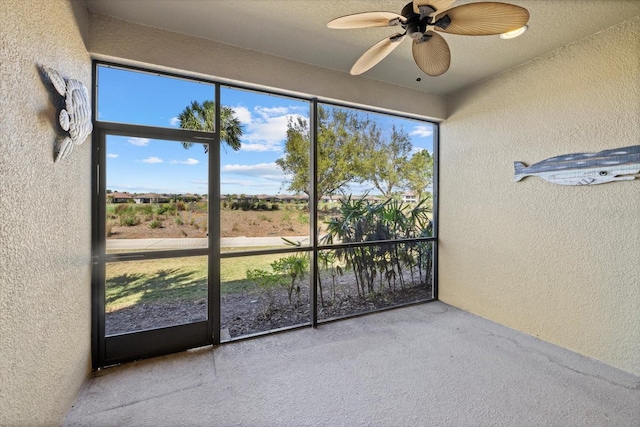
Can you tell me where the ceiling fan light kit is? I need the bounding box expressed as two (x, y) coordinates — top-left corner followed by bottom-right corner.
(500, 25), (528, 39)
(328, 0), (529, 77)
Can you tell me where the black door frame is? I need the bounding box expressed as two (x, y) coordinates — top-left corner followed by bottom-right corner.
(92, 118), (219, 368)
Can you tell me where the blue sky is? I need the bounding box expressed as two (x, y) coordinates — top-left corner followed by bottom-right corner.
(98, 66), (434, 196)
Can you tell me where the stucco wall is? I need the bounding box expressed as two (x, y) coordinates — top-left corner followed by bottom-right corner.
(0, 0), (92, 424)
(87, 14), (446, 122)
(439, 16), (640, 375)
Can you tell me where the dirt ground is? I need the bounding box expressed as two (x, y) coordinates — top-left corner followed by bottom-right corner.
(108, 208), (312, 239)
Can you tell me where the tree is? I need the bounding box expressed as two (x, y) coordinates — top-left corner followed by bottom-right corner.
(404, 149), (434, 200)
(177, 100), (243, 152)
(359, 124), (412, 197)
(276, 106), (367, 202)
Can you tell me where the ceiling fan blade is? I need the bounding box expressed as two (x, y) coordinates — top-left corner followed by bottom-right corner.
(327, 11), (404, 29)
(413, 0), (455, 15)
(412, 31), (451, 76)
(350, 34), (406, 75)
(434, 2), (529, 35)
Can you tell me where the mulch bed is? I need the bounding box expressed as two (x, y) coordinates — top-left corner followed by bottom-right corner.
(106, 277), (432, 337)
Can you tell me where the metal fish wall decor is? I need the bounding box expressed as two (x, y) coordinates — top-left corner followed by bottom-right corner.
(41, 65), (92, 162)
(514, 145), (640, 185)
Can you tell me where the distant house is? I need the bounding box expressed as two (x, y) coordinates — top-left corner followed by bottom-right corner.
(178, 193), (200, 202)
(108, 192), (133, 203)
(133, 193), (169, 204)
(255, 194), (276, 202)
(274, 194), (309, 203)
(363, 194), (383, 203)
(320, 195), (341, 203)
(400, 193), (417, 203)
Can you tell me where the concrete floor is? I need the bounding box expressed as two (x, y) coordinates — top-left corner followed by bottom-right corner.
(65, 302), (639, 426)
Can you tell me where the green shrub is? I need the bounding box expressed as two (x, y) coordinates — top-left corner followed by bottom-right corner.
(271, 254), (309, 305)
(271, 203), (280, 211)
(174, 216), (183, 225)
(115, 204), (133, 215)
(105, 221), (115, 237)
(119, 215), (140, 227)
(193, 201), (208, 212)
(297, 212), (309, 225)
(149, 220), (162, 229)
(136, 204), (153, 215)
(246, 268), (280, 316)
(156, 205), (172, 215)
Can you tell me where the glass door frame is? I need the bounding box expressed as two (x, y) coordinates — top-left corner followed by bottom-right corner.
(92, 82), (222, 368)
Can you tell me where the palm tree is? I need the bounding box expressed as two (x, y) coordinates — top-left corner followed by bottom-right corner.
(178, 100), (243, 152)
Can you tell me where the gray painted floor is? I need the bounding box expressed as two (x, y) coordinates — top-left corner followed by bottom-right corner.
(65, 302), (639, 426)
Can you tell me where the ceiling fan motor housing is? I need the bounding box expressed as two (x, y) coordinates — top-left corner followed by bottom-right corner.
(401, 2), (428, 39)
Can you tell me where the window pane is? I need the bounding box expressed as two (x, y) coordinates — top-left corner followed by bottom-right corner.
(105, 135), (208, 253)
(105, 256), (208, 336)
(97, 65), (215, 130)
(309, 104), (435, 244)
(219, 87), (311, 253)
(221, 252), (311, 340)
(317, 242), (434, 321)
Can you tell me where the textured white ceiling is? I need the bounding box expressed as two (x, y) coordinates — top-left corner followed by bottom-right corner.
(85, 0), (640, 96)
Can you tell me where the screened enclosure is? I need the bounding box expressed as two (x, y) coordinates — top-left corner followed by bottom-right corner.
(92, 62), (438, 367)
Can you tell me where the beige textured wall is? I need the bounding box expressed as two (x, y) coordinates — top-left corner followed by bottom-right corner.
(439, 16), (640, 375)
(0, 0), (92, 425)
(87, 14), (447, 121)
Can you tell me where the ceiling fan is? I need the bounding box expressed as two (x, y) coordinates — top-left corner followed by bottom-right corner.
(327, 0), (530, 77)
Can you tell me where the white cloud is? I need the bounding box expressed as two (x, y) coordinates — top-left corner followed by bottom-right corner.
(410, 126), (433, 138)
(222, 162), (284, 181)
(107, 153), (119, 158)
(222, 162), (280, 173)
(228, 104), (306, 152)
(232, 106), (252, 124)
(142, 157), (163, 164)
(255, 106), (290, 120)
(240, 142), (280, 152)
(171, 158), (199, 165)
(243, 113), (305, 152)
(128, 137), (150, 146)
(169, 117), (180, 126)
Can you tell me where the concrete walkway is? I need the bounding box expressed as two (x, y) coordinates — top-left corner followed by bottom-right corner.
(106, 235), (310, 251)
(65, 302), (639, 426)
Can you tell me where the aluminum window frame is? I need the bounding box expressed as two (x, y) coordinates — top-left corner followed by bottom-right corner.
(92, 60), (439, 368)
